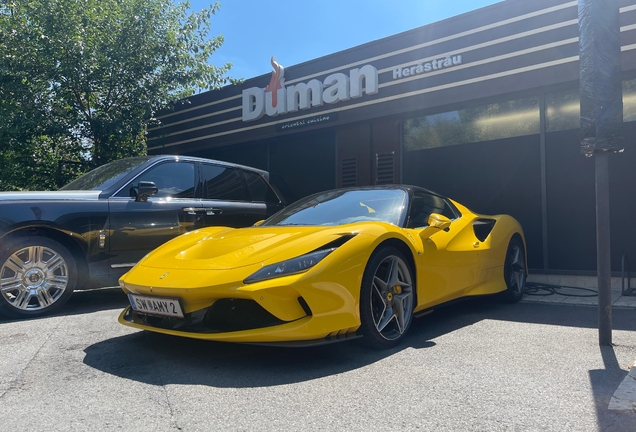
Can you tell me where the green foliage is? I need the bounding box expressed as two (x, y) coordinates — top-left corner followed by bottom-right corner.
(0, 0), (233, 190)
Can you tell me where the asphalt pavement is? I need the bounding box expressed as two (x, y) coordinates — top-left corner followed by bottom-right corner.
(1, 288), (635, 431)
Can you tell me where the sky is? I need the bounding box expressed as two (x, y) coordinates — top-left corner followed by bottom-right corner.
(188, 0), (503, 81)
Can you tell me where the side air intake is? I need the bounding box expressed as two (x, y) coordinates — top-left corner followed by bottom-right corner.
(473, 219), (496, 242)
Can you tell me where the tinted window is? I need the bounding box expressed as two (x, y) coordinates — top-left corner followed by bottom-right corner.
(60, 157), (152, 191)
(407, 191), (457, 228)
(117, 162), (195, 198)
(201, 164), (248, 201)
(403, 97), (539, 151)
(546, 79), (636, 131)
(243, 171), (278, 203)
(624, 78), (636, 122)
(545, 88), (579, 132)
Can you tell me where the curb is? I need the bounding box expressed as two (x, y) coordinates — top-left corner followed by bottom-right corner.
(609, 360), (636, 413)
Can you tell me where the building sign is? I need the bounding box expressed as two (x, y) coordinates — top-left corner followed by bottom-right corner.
(242, 57), (379, 122)
(275, 113), (339, 132)
(393, 55), (463, 80)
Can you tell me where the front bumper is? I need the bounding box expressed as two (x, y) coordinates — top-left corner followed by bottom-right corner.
(118, 264), (363, 343)
(118, 305), (360, 344)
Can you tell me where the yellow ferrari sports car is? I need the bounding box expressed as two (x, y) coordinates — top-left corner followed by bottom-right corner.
(118, 186), (526, 349)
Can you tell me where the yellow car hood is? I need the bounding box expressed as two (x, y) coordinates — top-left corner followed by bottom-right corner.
(138, 225), (361, 271)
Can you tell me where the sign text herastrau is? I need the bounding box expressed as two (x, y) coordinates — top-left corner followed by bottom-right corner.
(393, 55), (462, 79)
(242, 57), (378, 122)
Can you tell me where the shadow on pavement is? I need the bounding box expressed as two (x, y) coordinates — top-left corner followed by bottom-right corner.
(65, 287), (129, 313)
(589, 346), (636, 432)
(83, 298), (636, 390)
(83, 315), (440, 389)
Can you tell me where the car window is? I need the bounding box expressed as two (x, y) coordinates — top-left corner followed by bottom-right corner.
(262, 189), (407, 227)
(201, 164), (249, 201)
(60, 157), (152, 191)
(243, 171), (279, 203)
(116, 162), (195, 199)
(407, 191), (457, 228)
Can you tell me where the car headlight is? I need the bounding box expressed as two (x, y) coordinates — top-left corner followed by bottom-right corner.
(244, 248), (336, 284)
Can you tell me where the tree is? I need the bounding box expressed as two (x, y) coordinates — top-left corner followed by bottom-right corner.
(0, 0), (234, 190)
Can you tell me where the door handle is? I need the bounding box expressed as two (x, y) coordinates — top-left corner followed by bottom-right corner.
(183, 207), (222, 215)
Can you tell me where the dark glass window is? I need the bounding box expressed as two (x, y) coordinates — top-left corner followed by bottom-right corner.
(403, 97), (539, 151)
(201, 164), (248, 201)
(545, 79), (636, 132)
(118, 162), (195, 198)
(243, 171), (278, 203)
(623, 78), (636, 122)
(545, 88), (579, 132)
(406, 191), (457, 228)
(60, 156), (152, 191)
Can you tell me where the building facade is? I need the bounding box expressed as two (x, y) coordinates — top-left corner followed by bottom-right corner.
(148, 0), (636, 274)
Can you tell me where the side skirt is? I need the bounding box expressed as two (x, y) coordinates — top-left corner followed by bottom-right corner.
(414, 293), (500, 319)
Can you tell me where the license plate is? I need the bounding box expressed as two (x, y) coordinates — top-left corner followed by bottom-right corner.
(128, 294), (184, 318)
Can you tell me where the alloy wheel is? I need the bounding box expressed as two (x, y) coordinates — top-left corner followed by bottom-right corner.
(370, 255), (414, 341)
(0, 245), (70, 311)
(508, 243), (526, 295)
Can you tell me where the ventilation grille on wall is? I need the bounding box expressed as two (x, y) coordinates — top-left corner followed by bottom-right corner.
(376, 152), (395, 185)
(341, 158), (357, 187)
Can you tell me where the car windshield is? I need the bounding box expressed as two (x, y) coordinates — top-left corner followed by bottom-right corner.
(59, 157), (152, 191)
(262, 189), (407, 227)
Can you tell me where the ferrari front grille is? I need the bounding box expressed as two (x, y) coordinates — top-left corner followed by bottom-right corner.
(203, 298), (284, 332)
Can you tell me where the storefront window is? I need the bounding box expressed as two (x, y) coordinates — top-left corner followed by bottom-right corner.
(546, 79), (636, 131)
(403, 97), (540, 151)
(545, 88), (579, 132)
(623, 77), (636, 122)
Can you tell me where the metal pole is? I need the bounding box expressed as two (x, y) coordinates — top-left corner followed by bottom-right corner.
(595, 151), (612, 345)
(579, 0), (623, 346)
(539, 94), (549, 270)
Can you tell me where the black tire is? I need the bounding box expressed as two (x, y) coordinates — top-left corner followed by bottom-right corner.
(0, 236), (77, 318)
(497, 236), (527, 304)
(359, 246), (415, 349)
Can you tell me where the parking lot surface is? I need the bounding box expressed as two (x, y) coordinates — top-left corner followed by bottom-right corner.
(1, 289), (635, 431)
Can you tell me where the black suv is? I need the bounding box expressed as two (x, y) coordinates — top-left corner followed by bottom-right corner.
(0, 155), (285, 318)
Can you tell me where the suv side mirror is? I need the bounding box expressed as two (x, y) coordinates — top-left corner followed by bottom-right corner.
(136, 181), (158, 202)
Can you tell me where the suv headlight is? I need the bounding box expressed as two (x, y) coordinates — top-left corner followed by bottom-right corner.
(244, 248), (336, 284)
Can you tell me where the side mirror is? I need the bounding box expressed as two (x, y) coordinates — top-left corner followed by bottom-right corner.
(418, 213), (451, 240)
(136, 181), (158, 202)
(428, 213), (451, 230)
(253, 220), (265, 227)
